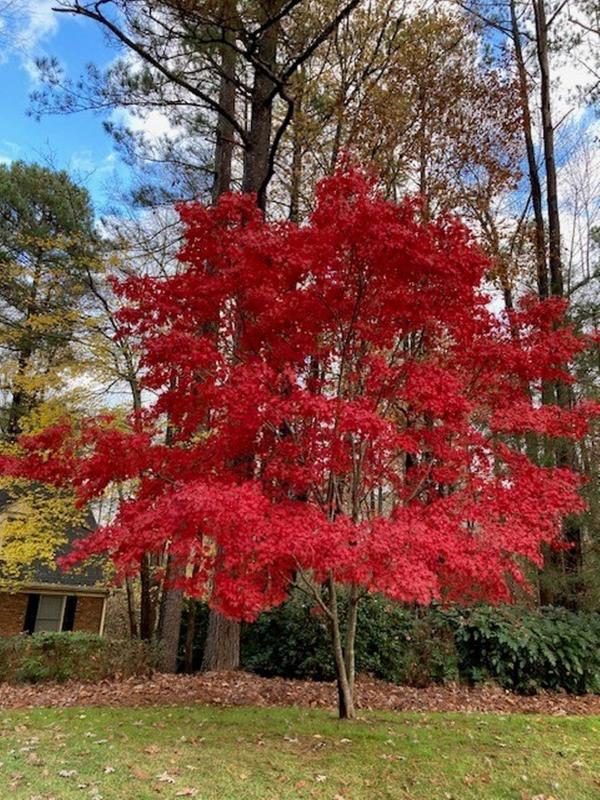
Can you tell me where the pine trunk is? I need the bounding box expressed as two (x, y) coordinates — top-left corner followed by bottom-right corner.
(203, 2), (282, 670)
(288, 80), (304, 223)
(202, 2), (243, 670)
(201, 612), (240, 671)
(532, 0), (583, 599)
(157, 584), (184, 673)
(533, 0), (562, 298)
(242, 0), (281, 207)
(510, 0), (548, 299)
(212, 0), (237, 203)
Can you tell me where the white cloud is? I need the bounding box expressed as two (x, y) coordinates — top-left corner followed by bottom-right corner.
(110, 107), (175, 141)
(70, 148), (97, 174)
(0, 139), (19, 165)
(20, 0), (57, 46)
(0, 1), (58, 75)
(104, 47), (178, 144)
(69, 149), (119, 182)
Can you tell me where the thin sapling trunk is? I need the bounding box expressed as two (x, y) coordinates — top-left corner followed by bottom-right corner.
(327, 576), (360, 720)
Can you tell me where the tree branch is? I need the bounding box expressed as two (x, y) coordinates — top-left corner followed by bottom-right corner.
(259, 89), (294, 205)
(546, 0), (569, 30)
(274, 0), (361, 99)
(52, 2), (249, 144)
(247, 0), (305, 47)
(293, 562), (334, 620)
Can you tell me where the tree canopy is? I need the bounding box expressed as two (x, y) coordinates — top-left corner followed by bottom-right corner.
(0, 161), (97, 585)
(2, 166), (596, 714)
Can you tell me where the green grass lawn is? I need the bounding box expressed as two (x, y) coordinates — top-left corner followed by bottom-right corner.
(0, 705), (598, 800)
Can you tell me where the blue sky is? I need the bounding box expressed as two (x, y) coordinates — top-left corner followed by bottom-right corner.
(0, 2), (596, 228)
(0, 3), (129, 215)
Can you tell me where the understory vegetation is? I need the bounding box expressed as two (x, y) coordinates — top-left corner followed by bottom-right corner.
(0, 632), (155, 684)
(209, 598), (600, 695)
(2, 600), (599, 695)
(3, 599), (599, 695)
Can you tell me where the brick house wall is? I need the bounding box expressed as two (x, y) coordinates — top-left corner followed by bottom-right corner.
(73, 595), (105, 633)
(0, 590), (106, 636)
(0, 592), (28, 636)
(1, 493), (106, 636)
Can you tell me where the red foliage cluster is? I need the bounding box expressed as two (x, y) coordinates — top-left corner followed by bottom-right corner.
(2, 168), (596, 619)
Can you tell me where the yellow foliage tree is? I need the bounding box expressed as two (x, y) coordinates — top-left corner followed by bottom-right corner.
(0, 161), (99, 585)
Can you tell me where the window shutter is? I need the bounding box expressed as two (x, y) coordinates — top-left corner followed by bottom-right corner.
(62, 595), (78, 632)
(22, 594), (40, 634)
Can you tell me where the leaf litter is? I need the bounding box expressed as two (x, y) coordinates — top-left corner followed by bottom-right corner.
(0, 672), (599, 716)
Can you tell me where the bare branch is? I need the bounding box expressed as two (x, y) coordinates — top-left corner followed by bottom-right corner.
(293, 562), (334, 620)
(274, 0), (361, 98)
(52, 2), (249, 143)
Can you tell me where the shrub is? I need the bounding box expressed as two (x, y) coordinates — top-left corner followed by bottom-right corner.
(237, 597), (599, 694)
(240, 593), (459, 686)
(241, 596), (335, 680)
(397, 613), (459, 687)
(0, 632), (157, 684)
(447, 605), (600, 694)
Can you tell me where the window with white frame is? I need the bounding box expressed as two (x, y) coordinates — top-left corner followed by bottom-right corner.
(33, 594), (66, 633)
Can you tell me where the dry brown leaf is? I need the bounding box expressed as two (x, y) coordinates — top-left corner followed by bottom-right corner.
(0, 672), (599, 716)
(156, 772), (176, 784)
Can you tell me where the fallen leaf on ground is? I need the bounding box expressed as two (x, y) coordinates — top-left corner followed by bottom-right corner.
(0, 672), (599, 716)
(156, 772), (176, 784)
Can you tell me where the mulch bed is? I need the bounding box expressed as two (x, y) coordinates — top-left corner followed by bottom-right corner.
(0, 672), (599, 715)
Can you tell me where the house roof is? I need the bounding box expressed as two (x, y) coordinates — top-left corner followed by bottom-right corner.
(0, 488), (107, 590)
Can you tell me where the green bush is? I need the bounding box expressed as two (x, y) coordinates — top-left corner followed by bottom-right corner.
(233, 597), (599, 694)
(241, 597), (335, 680)
(239, 593), (459, 686)
(0, 632), (157, 684)
(447, 605), (600, 694)
(6, 602), (597, 694)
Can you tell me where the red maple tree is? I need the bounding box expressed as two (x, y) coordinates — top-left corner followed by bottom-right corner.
(3, 167), (597, 717)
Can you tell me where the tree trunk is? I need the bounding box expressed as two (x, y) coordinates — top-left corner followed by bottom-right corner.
(5, 260), (43, 441)
(242, 1), (281, 207)
(532, 0), (582, 601)
(203, 3), (283, 669)
(154, 416), (185, 671)
(202, 3), (245, 670)
(532, 0), (562, 298)
(139, 554), (156, 641)
(201, 610), (240, 671)
(157, 556), (184, 673)
(6, 347), (33, 441)
(510, 0), (548, 299)
(157, 588), (184, 672)
(212, 1), (237, 203)
(417, 86), (431, 222)
(289, 72), (305, 222)
(344, 584), (359, 699)
(327, 576), (356, 720)
(184, 600), (197, 673)
(125, 577), (139, 639)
